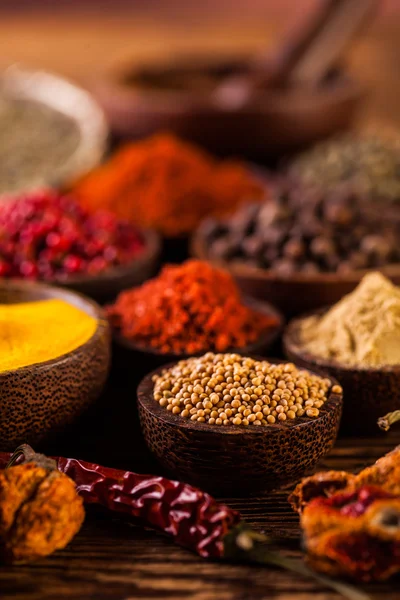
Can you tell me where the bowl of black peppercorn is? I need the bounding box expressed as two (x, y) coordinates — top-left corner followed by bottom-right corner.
(192, 180), (400, 317)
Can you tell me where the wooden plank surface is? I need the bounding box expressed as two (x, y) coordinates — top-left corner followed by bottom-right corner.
(1, 5), (400, 599)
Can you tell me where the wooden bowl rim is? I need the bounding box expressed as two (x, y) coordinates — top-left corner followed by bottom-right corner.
(94, 56), (364, 113)
(284, 307), (400, 374)
(137, 356), (343, 436)
(1, 65), (109, 187)
(0, 279), (108, 377)
(192, 224), (400, 285)
(112, 295), (284, 357)
(2, 228), (161, 289)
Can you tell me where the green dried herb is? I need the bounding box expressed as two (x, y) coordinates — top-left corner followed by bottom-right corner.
(291, 134), (400, 201)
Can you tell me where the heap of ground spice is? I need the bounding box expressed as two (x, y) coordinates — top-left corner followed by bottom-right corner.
(298, 272), (400, 367)
(72, 133), (266, 236)
(107, 260), (278, 354)
(0, 298), (97, 372)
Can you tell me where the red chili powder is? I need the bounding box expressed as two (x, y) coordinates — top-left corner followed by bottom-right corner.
(73, 134), (266, 237)
(107, 260), (278, 354)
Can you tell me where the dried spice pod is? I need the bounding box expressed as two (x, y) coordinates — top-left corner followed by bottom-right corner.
(0, 447), (84, 564)
(289, 445), (400, 582)
(301, 486), (400, 582)
(289, 444), (400, 514)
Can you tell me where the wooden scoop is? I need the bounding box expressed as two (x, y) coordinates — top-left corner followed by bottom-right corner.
(214, 0), (378, 109)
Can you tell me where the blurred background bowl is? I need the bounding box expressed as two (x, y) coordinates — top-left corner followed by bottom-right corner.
(0, 64), (109, 190)
(92, 54), (365, 161)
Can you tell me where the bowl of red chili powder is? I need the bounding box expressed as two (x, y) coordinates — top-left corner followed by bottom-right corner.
(107, 259), (283, 369)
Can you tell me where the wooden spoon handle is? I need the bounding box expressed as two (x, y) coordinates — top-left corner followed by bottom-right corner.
(257, 0), (348, 87)
(289, 0), (379, 86)
(214, 0), (342, 106)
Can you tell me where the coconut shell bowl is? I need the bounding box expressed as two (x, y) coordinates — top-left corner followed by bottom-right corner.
(55, 229), (161, 303)
(0, 281), (111, 451)
(137, 359), (343, 495)
(91, 54), (363, 161)
(283, 309), (400, 435)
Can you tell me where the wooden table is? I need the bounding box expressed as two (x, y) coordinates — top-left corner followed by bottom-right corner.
(1, 5), (400, 599)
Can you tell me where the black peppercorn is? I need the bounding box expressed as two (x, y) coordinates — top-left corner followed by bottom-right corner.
(202, 179), (400, 275)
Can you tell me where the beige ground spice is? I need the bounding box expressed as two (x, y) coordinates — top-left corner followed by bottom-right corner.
(299, 272), (400, 367)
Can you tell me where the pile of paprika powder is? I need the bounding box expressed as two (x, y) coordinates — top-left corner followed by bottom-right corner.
(107, 260), (278, 354)
(72, 133), (266, 237)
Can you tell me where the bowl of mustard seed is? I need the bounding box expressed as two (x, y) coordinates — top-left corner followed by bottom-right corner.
(137, 352), (343, 495)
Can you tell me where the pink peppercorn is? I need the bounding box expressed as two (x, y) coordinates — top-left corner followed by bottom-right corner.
(0, 190), (145, 281)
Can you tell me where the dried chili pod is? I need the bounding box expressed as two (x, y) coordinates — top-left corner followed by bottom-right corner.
(289, 445), (400, 514)
(0, 446), (84, 563)
(0, 446), (369, 600)
(300, 485), (400, 582)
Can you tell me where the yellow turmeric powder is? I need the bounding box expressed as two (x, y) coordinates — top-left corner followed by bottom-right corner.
(0, 299), (97, 372)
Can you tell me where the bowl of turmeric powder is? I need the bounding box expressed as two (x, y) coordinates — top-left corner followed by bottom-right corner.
(0, 280), (111, 450)
(284, 272), (400, 434)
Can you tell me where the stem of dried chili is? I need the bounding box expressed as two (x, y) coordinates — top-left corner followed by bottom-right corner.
(378, 410), (400, 431)
(2, 446), (369, 600)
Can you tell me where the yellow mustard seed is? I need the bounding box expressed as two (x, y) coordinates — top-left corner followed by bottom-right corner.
(153, 353), (331, 428)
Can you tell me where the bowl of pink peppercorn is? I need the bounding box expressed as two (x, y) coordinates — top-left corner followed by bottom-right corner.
(0, 191), (161, 301)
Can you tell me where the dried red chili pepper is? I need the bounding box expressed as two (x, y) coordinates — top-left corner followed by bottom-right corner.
(301, 485), (400, 582)
(288, 444), (400, 583)
(0, 446), (368, 600)
(289, 445), (400, 514)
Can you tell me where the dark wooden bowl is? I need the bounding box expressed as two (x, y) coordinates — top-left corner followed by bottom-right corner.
(113, 296), (283, 374)
(0, 281), (111, 451)
(91, 54), (364, 160)
(137, 358), (343, 495)
(283, 309), (400, 435)
(192, 229), (400, 317)
(11, 229), (161, 304)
